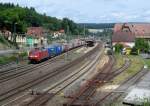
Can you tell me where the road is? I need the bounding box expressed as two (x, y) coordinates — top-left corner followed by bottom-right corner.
(0, 49), (18, 56)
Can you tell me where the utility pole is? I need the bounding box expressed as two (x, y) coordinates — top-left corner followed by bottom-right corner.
(67, 25), (69, 43)
(13, 22), (19, 64)
(13, 22), (17, 40)
(78, 31), (79, 39)
(84, 24), (86, 38)
(13, 22), (18, 49)
(65, 25), (70, 61)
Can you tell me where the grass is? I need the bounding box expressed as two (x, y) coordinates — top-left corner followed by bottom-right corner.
(107, 54), (150, 105)
(109, 54), (149, 106)
(0, 52), (28, 64)
(143, 58), (150, 68)
(112, 54), (145, 84)
(0, 55), (17, 64)
(143, 99), (150, 106)
(114, 53), (125, 69)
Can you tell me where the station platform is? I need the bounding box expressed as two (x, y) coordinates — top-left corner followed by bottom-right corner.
(123, 71), (150, 105)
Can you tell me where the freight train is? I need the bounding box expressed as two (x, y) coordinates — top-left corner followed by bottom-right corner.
(28, 39), (85, 63)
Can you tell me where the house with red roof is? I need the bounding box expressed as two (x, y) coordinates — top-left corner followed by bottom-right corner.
(112, 23), (150, 48)
(27, 27), (45, 37)
(27, 27), (47, 46)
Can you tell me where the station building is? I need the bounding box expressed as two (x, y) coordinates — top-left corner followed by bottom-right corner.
(112, 23), (150, 48)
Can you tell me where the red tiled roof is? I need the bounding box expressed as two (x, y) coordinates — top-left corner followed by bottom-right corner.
(27, 27), (44, 37)
(114, 23), (150, 36)
(113, 23), (150, 42)
(112, 31), (135, 42)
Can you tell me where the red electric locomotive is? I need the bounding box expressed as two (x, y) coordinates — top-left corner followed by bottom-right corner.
(28, 48), (49, 63)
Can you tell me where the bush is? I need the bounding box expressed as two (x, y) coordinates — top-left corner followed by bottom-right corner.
(19, 52), (28, 57)
(114, 44), (123, 53)
(131, 46), (139, 55)
(135, 38), (149, 53)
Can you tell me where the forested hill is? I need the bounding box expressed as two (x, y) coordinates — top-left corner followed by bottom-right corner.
(78, 23), (115, 29)
(0, 3), (84, 34)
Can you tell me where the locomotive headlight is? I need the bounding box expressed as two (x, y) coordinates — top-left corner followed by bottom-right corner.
(30, 55), (38, 58)
(34, 55), (38, 58)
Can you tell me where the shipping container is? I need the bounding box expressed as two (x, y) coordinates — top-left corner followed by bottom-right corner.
(54, 45), (63, 55)
(46, 44), (63, 57)
(46, 45), (56, 57)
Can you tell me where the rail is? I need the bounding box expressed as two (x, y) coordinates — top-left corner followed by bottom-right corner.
(0, 43), (101, 105)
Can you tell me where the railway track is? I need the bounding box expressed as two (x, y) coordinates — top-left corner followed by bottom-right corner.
(0, 44), (101, 105)
(91, 58), (131, 106)
(0, 63), (31, 75)
(64, 56), (131, 106)
(0, 47), (83, 82)
(19, 44), (103, 106)
(65, 55), (115, 106)
(0, 62), (17, 71)
(0, 47), (85, 101)
(0, 58), (61, 82)
(95, 67), (148, 106)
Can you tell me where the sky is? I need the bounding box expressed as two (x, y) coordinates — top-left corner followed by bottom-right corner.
(0, 0), (150, 23)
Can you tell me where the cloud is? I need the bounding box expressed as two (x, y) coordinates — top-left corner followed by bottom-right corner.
(0, 0), (150, 23)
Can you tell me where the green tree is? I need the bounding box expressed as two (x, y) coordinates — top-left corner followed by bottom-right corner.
(0, 3), (85, 37)
(114, 44), (123, 53)
(135, 38), (149, 52)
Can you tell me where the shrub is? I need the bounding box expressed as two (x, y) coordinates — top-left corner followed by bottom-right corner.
(135, 38), (149, 53)
(19, 52), (28, 57)
(131, 46), (139, 55)
(114, 44), (123, 53)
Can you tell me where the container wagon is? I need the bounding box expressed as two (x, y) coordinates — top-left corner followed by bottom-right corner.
(28, 40), (85, 63)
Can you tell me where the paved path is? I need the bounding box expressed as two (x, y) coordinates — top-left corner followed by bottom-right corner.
(0, 49), (18, 56)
